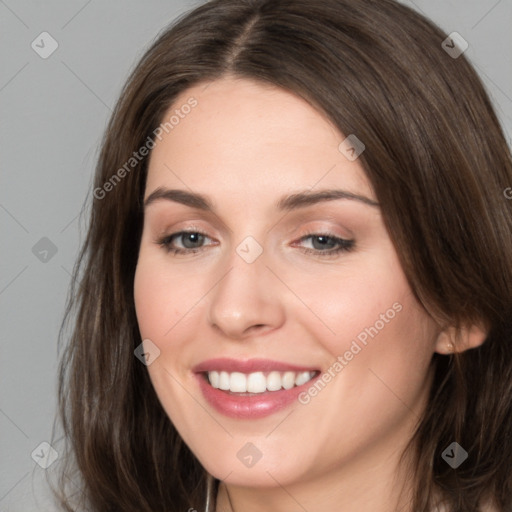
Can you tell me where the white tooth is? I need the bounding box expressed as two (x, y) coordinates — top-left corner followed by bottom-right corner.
(266, 371), (282, 391)
(247, 372), (267, 393)
(209, 371), (220, 388)
(230, 372), (247, 392)
(282, 371), (295, 390)
(218, 371), (230, 391)
(295, 371), (312, 386)
(214, 370), (315, 393)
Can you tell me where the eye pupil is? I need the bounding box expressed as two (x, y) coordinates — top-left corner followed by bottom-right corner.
(312, 235), (335, 250)
(182, 232), (204, 248)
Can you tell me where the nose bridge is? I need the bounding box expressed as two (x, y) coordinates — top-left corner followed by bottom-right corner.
(207, 240), (284, 338)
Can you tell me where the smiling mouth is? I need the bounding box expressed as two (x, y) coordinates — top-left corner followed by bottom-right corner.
(204, 370), (320, 394)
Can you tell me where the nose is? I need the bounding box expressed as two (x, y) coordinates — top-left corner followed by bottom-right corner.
(207, 248), (286, 339)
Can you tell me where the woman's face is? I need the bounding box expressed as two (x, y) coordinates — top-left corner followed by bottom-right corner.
(134, 77), (442, 493)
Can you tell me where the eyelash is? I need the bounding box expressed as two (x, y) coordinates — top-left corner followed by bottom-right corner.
(292, 230), (355, 256)
(156, 230), (355, 257)
(157, 231), (210, 255)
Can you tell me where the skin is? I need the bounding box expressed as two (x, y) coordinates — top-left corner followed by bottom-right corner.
(133, 76), (486, 512)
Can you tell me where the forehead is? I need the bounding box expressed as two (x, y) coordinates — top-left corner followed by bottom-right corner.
(145, 77), (374, 202)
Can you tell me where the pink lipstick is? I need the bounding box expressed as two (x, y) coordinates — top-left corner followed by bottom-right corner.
(193, 358), (320, 419)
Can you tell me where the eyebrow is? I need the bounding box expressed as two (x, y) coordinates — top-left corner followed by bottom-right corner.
(277, 189), (379, 209)
(143, 187), (379, 211)
(144, 187), (212, 210)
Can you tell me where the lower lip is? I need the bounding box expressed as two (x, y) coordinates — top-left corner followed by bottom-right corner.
(195, 373), (319, 419)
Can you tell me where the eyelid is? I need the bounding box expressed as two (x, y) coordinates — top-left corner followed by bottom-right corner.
(170, 230), (214, 244)
(157, 228), (216, 250)
(155, 224), (356, 257)
(293, 228), (352, 242)
(287, 222), (353, 243)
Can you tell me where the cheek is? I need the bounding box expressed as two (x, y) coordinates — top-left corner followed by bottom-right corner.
(133, 257), (197, 423)
(133, 252), (197, 342)
(134, 260), (166, 339)
(291, 272), (435, 464)
(286, 251), (411, 354)
(291, 251), (435, 401)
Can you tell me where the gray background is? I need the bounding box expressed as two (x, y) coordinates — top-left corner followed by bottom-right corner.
(1, 0), (511, 510)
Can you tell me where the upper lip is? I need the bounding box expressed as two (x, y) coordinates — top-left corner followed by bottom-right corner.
(192, 358), (319, 374)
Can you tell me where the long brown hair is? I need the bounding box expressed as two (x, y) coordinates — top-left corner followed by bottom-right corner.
(52, 0), (512, 510)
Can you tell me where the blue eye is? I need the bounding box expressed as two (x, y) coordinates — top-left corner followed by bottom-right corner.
(295, 233), (355, 256)
(156, 231), (355, 257)
(158, 231), (213, 254)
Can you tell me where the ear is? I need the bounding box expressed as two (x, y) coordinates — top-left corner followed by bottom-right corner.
(434, 322), (488, 355)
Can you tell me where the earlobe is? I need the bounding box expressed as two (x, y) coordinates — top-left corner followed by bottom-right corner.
(434, 322), (488, 355)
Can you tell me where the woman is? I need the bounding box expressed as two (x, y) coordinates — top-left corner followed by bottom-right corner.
(53, 0), (512, 510)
